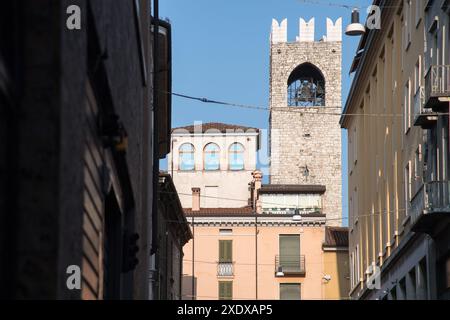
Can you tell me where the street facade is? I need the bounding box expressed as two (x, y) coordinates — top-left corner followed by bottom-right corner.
(341, 0), (450, 300)
(0, 0), (449, 302)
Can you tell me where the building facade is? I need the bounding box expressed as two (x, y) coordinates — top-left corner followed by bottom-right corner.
(156, 173), (192, 300)
(168, 123), (260, 208)
(181, 176), (349, 300)
(341, 0), (450, 300)
(0, 0), (182, 300)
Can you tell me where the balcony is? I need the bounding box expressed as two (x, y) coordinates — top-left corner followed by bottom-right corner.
(425, 65), (450, 111)
(217, 262), (234, 277)
(410, 181), (450, 235)
(413, 86), (438, 129)
(275, 255), (306, 277)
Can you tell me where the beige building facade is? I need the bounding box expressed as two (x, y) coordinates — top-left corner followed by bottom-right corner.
(342, 0), (450, 300)
(181, 191), (349, 300)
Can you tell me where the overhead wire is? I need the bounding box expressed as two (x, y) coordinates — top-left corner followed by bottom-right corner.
(162, 89), (450, 118)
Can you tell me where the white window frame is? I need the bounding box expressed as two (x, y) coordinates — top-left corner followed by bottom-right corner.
(405, 161), (411, 216)
(415, 0), (422, 28)
(404, 79), (411, 134)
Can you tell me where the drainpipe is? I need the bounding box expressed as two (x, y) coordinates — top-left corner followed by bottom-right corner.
(255, 214), (258, 300)
(191, 188), (200, 300)
(151, 0), (159, 255)
(150, 0), (160, 300)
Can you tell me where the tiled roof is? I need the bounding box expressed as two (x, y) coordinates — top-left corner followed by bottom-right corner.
(260, 184), (326, 194)
(184, 206), (255, 216)
(172, 122), (259, 134)
(323, 227), (349, 248)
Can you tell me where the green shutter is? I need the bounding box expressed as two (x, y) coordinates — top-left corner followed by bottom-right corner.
(280, 283), (301, 300)
(219, 281), (233, 300)
(219, 240), (232, 263)
(279, 235), (300, 266)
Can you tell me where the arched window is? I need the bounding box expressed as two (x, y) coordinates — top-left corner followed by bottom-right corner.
(287, 63), (325, 107)
(179, 143), (195, 171)
(229, 143), (245, 171)
(204, 143), (220, 171)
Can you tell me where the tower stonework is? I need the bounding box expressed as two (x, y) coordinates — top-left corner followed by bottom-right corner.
(269, 18), (342, 226)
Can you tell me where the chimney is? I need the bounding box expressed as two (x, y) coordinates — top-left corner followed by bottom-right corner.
(192, 188), (200, 212)
(251, 171), (263, 214)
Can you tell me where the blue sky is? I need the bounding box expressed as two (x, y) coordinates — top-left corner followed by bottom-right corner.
(160, 0), (373, 226)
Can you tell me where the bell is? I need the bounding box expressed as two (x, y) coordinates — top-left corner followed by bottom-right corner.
(345, 8), (366, 36)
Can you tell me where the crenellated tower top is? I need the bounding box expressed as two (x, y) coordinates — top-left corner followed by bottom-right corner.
(270, 17), (342, 43)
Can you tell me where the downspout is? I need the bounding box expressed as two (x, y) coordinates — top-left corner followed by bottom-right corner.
(151, 0), (159, 256)
(255, 214), (258, 300)
(150, 0), (160, 300)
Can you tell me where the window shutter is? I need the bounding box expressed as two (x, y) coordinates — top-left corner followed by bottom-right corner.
(280, 283), (301, 300)
(219, 240), (232, 263)
(279, 235), (300, 266)
(219, 281), (232, 300)
(219, 282), (225, 299)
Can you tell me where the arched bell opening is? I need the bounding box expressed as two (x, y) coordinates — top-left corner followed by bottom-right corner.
(287, 63), (325, 107)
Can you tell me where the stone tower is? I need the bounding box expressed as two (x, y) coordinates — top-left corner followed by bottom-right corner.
(269, 18), (342, 226)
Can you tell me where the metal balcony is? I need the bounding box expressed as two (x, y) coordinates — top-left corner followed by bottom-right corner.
(217, 262), (234, 277)
(275, 255), (306, 277)
(410, 181), (450, 235)
(413, 86), (438, 129)
(425, 65), (450, 111)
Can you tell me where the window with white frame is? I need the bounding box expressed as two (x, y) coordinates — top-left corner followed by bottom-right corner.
(179, 143), (195, 171)
(204, 143), (220, 171)
(415, 0), (421, 28)
(414, 56), (422, 93)
(414, 145), (422, 180)
(229, 143), (245, 171)
(353, 127), (358, 165)
(349, 196), (353, 224)
(355, 245), (360, 285)
(348, 130), (353, 169)
(404, 0), (412, 50)
(404, 79), (411, 133)
(350, 252), (355, 288)
(405, 161), (411, 215)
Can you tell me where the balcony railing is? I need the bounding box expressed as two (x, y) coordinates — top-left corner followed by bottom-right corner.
(262, 207), (323, 216)
(410, 181), (450, 234)
(217, 262), (234, 277)
(425, 65), (450, 109)
(413, 86), (437, 128)
(275, 255), (306, 277)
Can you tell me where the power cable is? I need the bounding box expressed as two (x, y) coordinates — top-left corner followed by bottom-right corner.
(162, 89), (450, 117)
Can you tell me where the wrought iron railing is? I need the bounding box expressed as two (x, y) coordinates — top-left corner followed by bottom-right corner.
(410, 181), (450, 226)
(275, 255), (306, 275)
(413, 86), (426, 117)
(425, 65), (450, 101)
(262, 206), (323, 215)
(217, 262), (234, 277)
(424, 181), (450, 212)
